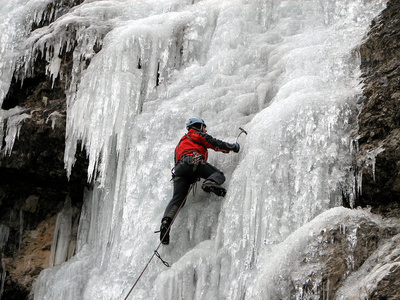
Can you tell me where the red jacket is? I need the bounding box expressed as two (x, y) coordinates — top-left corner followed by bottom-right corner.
(174, 129), (235, 163)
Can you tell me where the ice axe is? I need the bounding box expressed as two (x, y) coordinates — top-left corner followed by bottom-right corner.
(236, 127), (247, 143)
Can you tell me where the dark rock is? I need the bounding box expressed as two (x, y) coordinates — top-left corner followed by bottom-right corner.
(293, 218), (397, 299)
(356, 0), (400, 210)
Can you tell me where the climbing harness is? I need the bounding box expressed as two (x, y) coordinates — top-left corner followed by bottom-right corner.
(170, 153), (204, 181)
(123, 183), (197, 300)
(188, 152), (203, 171)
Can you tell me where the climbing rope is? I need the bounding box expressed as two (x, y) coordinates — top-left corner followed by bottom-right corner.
(123, 183), (197, 300)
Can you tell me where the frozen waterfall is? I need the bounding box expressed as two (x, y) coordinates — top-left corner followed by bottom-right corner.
(0, 0), (388, 299)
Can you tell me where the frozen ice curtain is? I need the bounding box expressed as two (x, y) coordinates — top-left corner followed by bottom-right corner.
(0, 0), (387, 299)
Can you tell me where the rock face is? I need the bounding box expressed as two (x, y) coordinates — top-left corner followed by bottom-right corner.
(289, 211), (400, 300)
(0, 0), (399, 299)
(337, 232), (400, 300)
(2, 216), (56, 299)
(356, 0), (400, 211)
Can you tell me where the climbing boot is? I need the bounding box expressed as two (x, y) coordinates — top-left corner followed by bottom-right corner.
(202, 180), (227, 197)
(160, 217), (172, 245)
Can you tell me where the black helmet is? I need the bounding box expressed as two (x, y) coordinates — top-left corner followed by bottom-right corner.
(186, 117), (206, 131)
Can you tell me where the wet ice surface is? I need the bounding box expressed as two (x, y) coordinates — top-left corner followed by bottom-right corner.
(0, 0), (388, 299)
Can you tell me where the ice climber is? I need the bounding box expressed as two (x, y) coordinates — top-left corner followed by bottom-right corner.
(160, 117), (240, 245)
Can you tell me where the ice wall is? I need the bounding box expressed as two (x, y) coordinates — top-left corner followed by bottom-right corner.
(0, 0), (388, 299)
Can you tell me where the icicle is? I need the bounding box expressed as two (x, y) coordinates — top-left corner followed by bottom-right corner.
(0, 0), (58, 108)
(0, 225), (9, 251)
(47, 56), (62, 87)
(49, 197), (73, 267)
(0, 107), (31, 157)
(343, 226), (359, 276)
(0, 260), (5, 300)
(63, 11), (196, 183)
(357, 169), (363, 195)
(19, 210), (23, 250)
(0, 223), (9, 299)
(45, 111), (63, 129)
(365, 145), (385, 181)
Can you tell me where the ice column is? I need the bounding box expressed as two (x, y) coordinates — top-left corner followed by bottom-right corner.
(0, 107), (31, 157)
(0, 225), (9, 250)
(49, 197), (74, 267)
(0, 262), (5, 300)
(0, 224), (9, 300)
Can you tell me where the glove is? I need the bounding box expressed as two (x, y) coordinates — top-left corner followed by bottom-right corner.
(233, 142), (240, 153)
